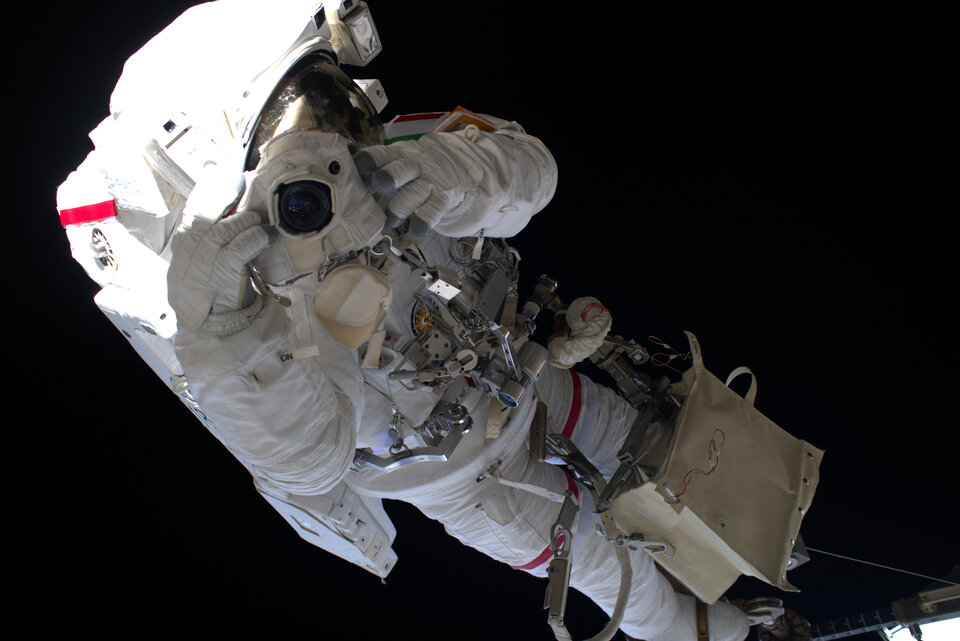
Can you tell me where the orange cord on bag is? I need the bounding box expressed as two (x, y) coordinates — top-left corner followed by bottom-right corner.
(664, 429), (726, 505)
(649, 335), (692, 374)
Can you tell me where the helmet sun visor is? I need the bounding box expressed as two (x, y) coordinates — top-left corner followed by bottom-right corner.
(246, 55), (384, 170)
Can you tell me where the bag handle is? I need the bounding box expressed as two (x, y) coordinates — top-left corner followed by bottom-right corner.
(682, 331), (759, 405)
(725, 366), (757, 406)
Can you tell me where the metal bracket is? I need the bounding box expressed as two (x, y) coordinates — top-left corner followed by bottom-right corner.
(249, 263), (291, 307)
(353, 402), (473, 473)
(589, 336), (652, 407)
(544, 432), (608, 500)
(615, 532), (676, 558)
(494, 325), (521, 380)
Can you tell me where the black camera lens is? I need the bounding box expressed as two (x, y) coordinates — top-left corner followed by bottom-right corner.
(276, 181), (333, 234)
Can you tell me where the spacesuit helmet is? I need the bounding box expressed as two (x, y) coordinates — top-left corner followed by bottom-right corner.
(238, 49), (386, 260)
(244, 52), (385, 171)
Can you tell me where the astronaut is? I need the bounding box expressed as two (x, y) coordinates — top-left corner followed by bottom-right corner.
(57, 2), (756, 639)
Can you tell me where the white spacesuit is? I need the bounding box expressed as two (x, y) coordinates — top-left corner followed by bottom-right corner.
(57, 2), (760, 639)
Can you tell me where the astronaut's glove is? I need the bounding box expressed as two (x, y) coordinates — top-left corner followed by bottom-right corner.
(548, 297), (613, 369)
(354, 132), (483, 239)
(167, 173), (273, 332)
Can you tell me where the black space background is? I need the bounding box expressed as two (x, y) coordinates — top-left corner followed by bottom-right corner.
(12, 2), (956, 639)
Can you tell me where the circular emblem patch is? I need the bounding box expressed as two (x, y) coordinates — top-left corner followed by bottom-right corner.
(410, 299), (440, 336)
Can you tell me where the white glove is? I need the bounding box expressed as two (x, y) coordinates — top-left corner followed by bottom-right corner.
(167, 173), (273, 331)
(548, 297), (613, 368)
(354, 132), (483, 238)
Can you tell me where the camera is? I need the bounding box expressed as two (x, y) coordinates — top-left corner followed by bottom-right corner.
(275, 180), (334, 235)
(240, 129), (385, 275)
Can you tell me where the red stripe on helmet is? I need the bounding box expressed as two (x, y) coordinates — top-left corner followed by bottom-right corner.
(58, 200), (117, 226)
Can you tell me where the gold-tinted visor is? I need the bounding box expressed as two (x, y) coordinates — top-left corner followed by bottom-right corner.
(245, 55), (384, 170)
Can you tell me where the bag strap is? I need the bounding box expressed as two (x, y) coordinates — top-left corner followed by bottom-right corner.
(724, 365), (757, 406)
(696, 599), (710, 641)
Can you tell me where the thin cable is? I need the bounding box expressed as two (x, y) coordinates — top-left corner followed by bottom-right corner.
(648, 335), (691, 374)
(806, 546), (959, 586)
(663, 429), (726, 505)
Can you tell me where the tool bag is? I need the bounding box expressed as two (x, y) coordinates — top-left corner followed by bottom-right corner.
(609, 331), (824, 603)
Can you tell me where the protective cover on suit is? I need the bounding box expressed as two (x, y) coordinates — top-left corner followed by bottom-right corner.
(55, 2), (764, 639)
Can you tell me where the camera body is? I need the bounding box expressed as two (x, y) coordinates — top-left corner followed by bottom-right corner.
(241, 129), (385, 275)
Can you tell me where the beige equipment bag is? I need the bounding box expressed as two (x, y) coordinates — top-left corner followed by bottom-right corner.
(609, 331), (824, 604)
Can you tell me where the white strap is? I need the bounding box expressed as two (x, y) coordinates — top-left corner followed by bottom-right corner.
(362, 298), (392, 368)
(472, 228), (485, 260)
(362, 329), (386, 368)
(494, 476), (568, 503)
(483, 460), (569, 503)
(725, 365), (757, 406)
